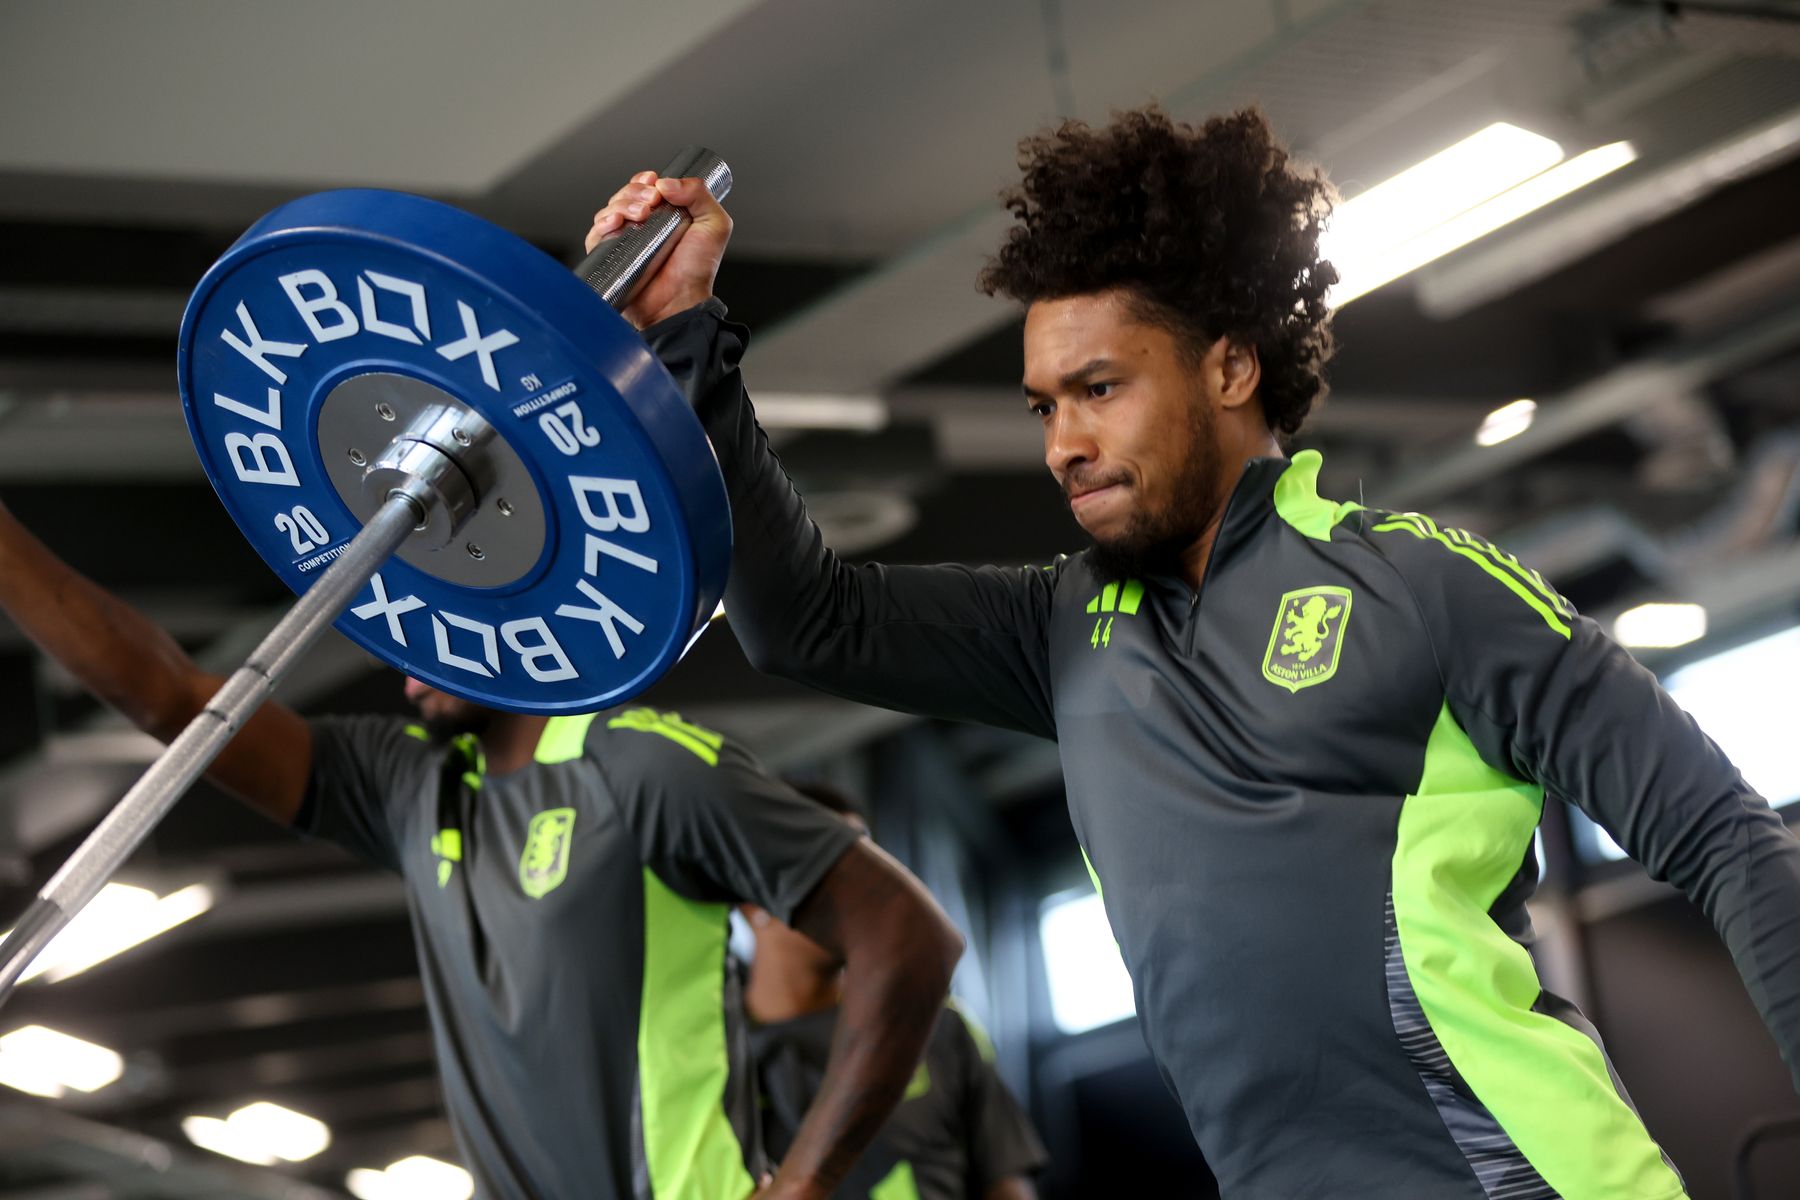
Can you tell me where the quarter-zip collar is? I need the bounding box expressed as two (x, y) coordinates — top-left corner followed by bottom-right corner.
(1213, 454), (1299, 563)
(1140, 453), (1297, 599)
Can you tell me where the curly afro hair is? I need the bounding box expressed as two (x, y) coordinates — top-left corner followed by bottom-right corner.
(978, 106), (1338, 438)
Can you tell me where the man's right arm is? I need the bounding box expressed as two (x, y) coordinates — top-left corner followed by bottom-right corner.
(0, 500), (313, 825)
(592, 175), (1060, 739)
(657, 305), (1060, 737)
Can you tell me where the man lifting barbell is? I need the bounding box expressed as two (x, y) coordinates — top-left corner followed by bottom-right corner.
(594, 107), (1800, 1198)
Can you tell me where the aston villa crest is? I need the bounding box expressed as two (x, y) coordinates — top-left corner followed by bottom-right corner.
(519, 808), (577, 899)
(1262, 586), (1353, 693)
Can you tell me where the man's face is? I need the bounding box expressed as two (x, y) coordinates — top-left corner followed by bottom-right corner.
(1023, 290), (1226, 579)
(402, 677), (495, 739)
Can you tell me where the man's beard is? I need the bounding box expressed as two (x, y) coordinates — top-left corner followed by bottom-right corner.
(421, 705), (495, 743)
(1081, 401), (1225, 583)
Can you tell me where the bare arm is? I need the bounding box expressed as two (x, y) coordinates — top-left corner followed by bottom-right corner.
(0, 500), (313, 824)
(765, 840), (963, 1200)
(986, 1179), (1039, 1200)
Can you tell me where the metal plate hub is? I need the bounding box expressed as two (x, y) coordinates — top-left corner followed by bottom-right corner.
(317, 373), (547, 588)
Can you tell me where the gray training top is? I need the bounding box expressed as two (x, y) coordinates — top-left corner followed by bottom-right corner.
(750, 1004), (1047, 1199)
(301, 706), (860, 1200)
(650, 300), (1800, 1200)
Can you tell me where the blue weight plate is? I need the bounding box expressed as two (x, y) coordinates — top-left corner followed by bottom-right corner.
(177, 190), (730, 714)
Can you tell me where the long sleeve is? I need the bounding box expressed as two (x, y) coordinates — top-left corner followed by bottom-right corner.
(1379, 513), (1800, 1092)
(646, 300), (1061, 740)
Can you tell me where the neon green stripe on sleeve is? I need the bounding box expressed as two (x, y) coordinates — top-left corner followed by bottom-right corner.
(607, 709), (721, 766)
(660, 713), (724, 750)
(1390, 512), (1571, 620)
(1372, 519), (1572, 638)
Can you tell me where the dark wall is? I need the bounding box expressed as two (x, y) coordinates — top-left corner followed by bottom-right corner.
(1583, 887), (1800, 1200)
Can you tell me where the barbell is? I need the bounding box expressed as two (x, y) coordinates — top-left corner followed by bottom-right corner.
(0, 148), (733, 1001)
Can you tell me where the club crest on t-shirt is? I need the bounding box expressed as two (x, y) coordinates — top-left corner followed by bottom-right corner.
(520, 807), (577, 898)
(1262, 586), (1353, 693)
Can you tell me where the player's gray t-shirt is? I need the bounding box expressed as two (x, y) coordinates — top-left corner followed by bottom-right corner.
(301, 706), (860, 1200)
(750, 1004), (1046, 1198)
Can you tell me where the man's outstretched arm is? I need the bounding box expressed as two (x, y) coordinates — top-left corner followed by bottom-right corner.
(0, 500), (314, 824)
(588, 176), (1061, 739)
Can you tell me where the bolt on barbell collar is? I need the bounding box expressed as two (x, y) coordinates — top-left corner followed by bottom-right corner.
(360, 404), (496, 549)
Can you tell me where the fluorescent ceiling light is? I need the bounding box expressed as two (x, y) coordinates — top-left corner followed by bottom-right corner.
(1038, 888), (1135, 1035)
(183, 1116), (275, 1166)
(1613, 602), (1707, 649)
(753, 392), (888, 432)
(182, 1101), (330, 1165)
(1325, 123), (1637, 306)
(1330, 124), (1563, 250)
(1475, 398), (1537, 446)
(5, 881), (213, 984)
(347, 1156), (476, 1200)
(0, 1025), (123, 1098)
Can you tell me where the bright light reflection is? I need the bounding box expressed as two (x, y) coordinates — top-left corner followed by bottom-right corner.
(1039, 889), (1135, 1035)
(4, 881), (214, 984)
(0, 1025), (123, 1098)
(182, 1116), (277, 1166)
(1614, 602), (1708, 649)
(1475, 398), (1537, 446)
(182, 1101), (330, 1165)
(1326, 127), (1637, 305)
(752, 392), (888, 432)
(347, 1156), (475, 1200)
(229, 1101), (330, 1161)
(1665, 626), (1800, 808)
